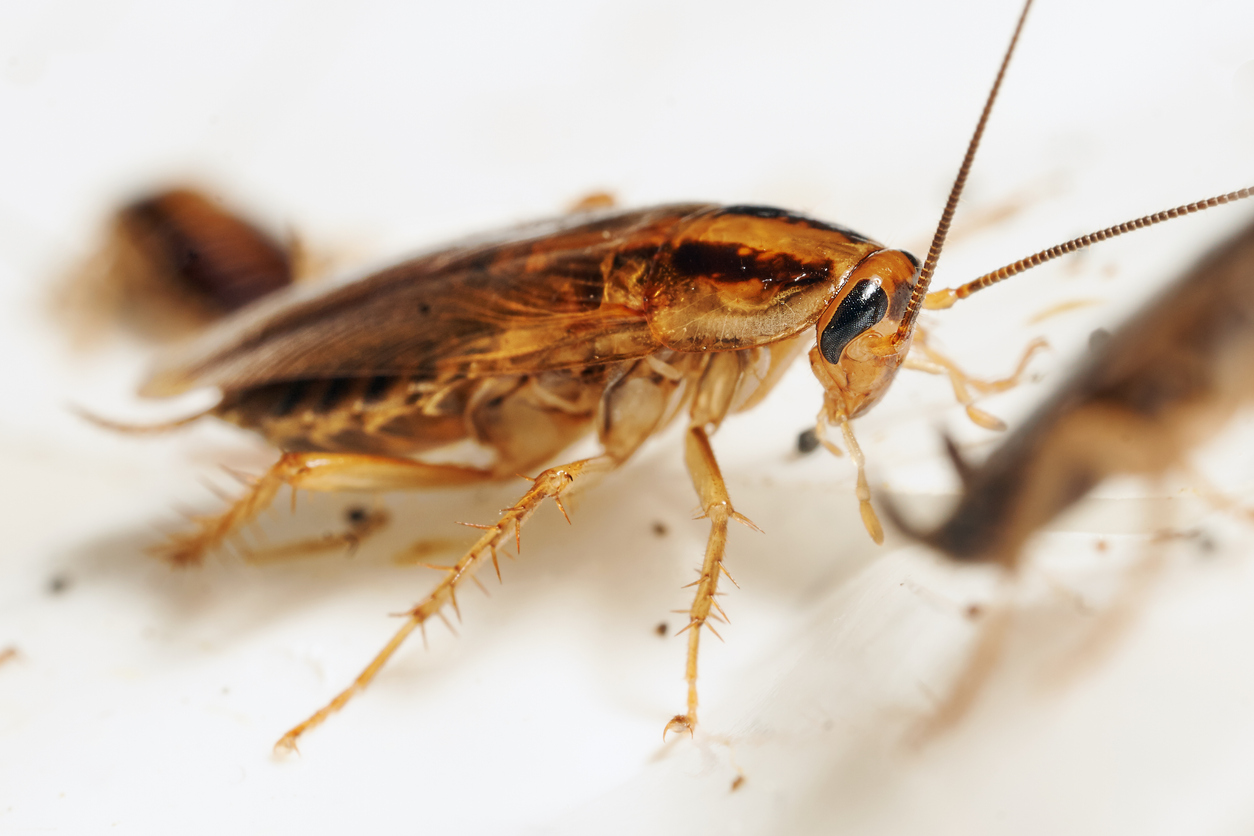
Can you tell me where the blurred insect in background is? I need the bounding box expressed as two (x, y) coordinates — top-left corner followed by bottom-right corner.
(82, 0), (1250, 750)
(886, 217), (1254, 730)
(56, 188), (303, 344)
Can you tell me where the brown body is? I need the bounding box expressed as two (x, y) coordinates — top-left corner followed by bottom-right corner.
(149, 203), (919, 478)
(891, 218), (1254, 564)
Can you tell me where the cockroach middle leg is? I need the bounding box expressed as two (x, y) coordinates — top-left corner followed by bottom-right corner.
(276, 455), (614, 752)
(904, 328), (1049, 430)
(160, 453), (493, 566)
(664, 426), (759, 738)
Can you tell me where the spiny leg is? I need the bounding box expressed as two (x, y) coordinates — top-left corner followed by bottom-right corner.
(160, 452), (493, 566)
(664, 426), (758, 738)
(275, 455), (613, 752)
(904, 327), (1047, 430)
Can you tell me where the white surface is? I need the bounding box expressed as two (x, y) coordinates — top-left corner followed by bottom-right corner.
(2, 1), (1254, 833)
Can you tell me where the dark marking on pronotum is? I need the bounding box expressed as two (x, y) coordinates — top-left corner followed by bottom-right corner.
(668, 241), (831, 286)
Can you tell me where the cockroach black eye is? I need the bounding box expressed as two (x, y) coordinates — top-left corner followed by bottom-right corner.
(819, 280), (889, 364)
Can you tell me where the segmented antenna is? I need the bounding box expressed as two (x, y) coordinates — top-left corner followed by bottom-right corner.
(924, 186), (1254, 309)
(894, 0), (1035, 344)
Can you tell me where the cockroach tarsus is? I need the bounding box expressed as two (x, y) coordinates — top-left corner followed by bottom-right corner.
(85, 0), (1252, 751)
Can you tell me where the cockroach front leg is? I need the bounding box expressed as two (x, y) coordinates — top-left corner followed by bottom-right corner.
(276, 455), (614, 752)
(664, 426), (758, 738)
(904, 328), (1047, 430)
(160, 452), (493, 566)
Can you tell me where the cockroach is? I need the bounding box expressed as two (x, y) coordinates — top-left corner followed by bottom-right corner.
(888, 216), (1254, 565)
(92, 0), (1251, 751)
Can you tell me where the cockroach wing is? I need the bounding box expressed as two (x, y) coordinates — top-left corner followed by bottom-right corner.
(142, 205), (712, 397)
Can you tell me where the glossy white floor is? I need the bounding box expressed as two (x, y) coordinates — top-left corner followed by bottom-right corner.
(2, 2), (1254, 833)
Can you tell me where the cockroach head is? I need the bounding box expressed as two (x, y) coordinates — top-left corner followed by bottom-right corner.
(810, 248), (921, 422)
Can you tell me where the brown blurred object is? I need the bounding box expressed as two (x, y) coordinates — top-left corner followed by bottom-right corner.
(566, 191), (616, 213)
(56, 188), (295, 343)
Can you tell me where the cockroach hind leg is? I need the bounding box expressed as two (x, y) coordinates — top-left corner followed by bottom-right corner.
(158, 453), (494, 566)
(151, 454), (304, 566)
(275, 456), (610, 750)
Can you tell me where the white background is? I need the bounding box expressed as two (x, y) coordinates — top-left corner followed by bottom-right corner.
(2, 1), (1254, 833)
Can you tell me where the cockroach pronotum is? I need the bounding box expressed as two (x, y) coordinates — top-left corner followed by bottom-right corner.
(85, 0), (1252, 752)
